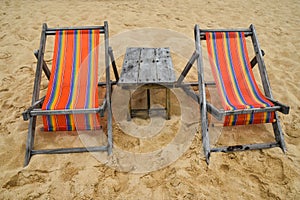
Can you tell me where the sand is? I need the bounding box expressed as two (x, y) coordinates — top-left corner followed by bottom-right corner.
(0, 0), (299, 199)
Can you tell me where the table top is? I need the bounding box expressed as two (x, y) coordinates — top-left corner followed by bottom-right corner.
(118, 47), (176, 87)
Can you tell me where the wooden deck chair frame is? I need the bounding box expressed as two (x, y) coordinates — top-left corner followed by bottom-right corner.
(22, 21), (119, 167)
(176, 24), (289, 164)
(195, 24), (290, 164)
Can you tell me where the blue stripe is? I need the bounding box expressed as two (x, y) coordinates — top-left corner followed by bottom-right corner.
(46, 31), (63, 110)
(85, 30), (92, 129)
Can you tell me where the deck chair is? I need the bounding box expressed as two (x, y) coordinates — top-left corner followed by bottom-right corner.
(22, 22), (119, 166)
(190, 24), (290, 164)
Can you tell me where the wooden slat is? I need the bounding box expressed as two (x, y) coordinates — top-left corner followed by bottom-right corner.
(156, 48), (176, 84)
(195, 24), (210, 165)
(211, 142), (279, 153)
(32, 146), (108, 155)
(138, 48), (157, 83)
(119, 48), (141, 85)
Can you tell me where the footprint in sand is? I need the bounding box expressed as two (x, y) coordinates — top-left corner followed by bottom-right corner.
(60, 162), (80, 182)
(0, 52), (12, 59)
(2, 171), (47, 189)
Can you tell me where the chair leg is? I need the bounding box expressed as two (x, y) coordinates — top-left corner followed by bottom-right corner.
(24, 116), (37, 167)
(107, 105), (113, 156)
(272, 112), (287, 153)
(202, 120), (210, 165)
(200, 102), (210, 164)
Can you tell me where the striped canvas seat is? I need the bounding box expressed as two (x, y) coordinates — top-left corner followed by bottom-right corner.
(42, 30), (100, 131)
(205, 32), (275, 126)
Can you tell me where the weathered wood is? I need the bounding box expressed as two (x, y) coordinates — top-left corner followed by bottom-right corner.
(211, 142), (279, 153)
(127, 90), (132, 121)
(250, 24), (286, 153)
(108, 46), (119, 82)
(46, 26), (105, 35)
(131, 108), (167, 118)
(24, 22), (113, 166)
(250, 49), (265, 68)
(207, 103), (223, 121)
(199, 28), (252, 40)
(22, 96), (45, 121)
(32, 146), (108, 155)
(98, 80), (117, 86)
(29, 107), (102, 116)
(138, 48), (156, 83)
(34, 50), (51, 80)
(194, 24), (289, 164)
(176, 51), (198, 85)
(24, 23), (48, 167)
(166, 88), (170, 120)
(24, 116), (36, 167)
(119, 47), (176, 120)
(272, 112), (286, 153)
(32, 24), (47, 105)
(195, 25), (211, 165)
(119, 47), (176, 87)
(104, 21), (113, 155)
(180, 85), (199, 103)
(119, 48), (141, 85)
(200, 28), (252, 33)
(156, 48), (176, 84)
(266, 97), (290, 114)
(147, 89), (151, 112)
(251, 25), (273, 99)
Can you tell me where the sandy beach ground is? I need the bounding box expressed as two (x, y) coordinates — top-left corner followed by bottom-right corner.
(0, 0), (299, 199)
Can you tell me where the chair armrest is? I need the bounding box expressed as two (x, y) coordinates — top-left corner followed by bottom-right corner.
(266, 97), (290, 114)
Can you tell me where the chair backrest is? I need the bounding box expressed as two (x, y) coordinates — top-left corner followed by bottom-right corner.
(205, 31), (274, 126)
(42, 29), (100, 131)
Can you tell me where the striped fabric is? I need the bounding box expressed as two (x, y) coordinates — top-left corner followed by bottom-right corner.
(42, 29), (100, 131)
(205, 32), (275, 126)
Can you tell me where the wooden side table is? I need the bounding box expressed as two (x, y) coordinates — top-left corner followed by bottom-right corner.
(118, 47), (176, 120)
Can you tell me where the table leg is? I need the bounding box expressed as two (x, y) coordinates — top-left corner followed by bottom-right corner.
(147, 89), (151, 117)
(127, 90), (132, 121)
(166, 88), (170, 120)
